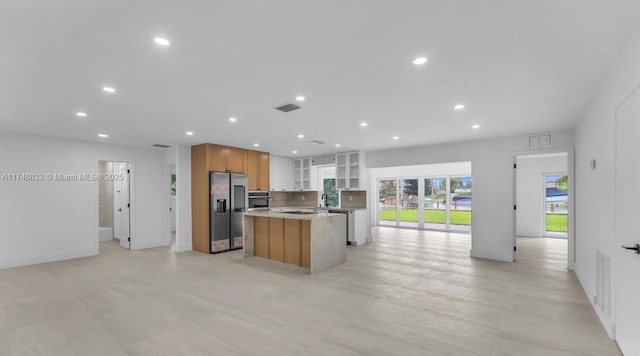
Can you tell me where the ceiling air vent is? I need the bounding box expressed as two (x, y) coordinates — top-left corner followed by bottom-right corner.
(276, 103), (301, 112)
(152, 144), (171, 148)
(310, 140), (325, 145)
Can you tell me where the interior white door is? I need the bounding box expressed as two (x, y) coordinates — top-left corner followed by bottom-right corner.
(614, 85), (640, 354)
(113, 162), (131, 250)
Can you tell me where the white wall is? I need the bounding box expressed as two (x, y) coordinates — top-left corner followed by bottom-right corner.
(574, 24), (640, 337)
(370, 161), (472, 180)
(516, 154), (567, 237)
(366, 131), (574, 262)
(0, 131), (167, 269)
(174, 144), (193, 253)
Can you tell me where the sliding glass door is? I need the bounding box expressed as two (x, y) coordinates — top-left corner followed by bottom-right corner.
(424, 178), (446, 230)
(449, 176), (472, 232)
(399, 179), (419, 228)
(378, 179), (398, 226)
(377, 175), (472, 232)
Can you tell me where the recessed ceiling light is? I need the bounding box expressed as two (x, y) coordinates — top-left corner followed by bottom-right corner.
(472, 124), (480, 129)
(297, 134), (304, 139)
(292, 150), (298, 154)
(360, 122), (368, 127)
(335, 144), (341, 147)
(392, 136), (399, 140)
(229, 117), (237, 123)
(76, 112), (87, 117)
(296, 96), (305, 102)
(102, 86), (116, 93)
(154, 37), (170, 46)
(253, 143), (259, 147)
(186, 131), (194, 136)
(413, 57), (428, 65)
(98, 133), (109, 138)
(454, 104), (465, 110)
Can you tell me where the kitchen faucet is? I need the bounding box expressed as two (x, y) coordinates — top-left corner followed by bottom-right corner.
(321, 193), (328, 208)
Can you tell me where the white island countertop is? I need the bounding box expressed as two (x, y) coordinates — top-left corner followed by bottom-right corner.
(244, 209), (342, 220)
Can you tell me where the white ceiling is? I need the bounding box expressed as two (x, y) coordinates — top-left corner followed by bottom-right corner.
(1, 1), (639, 158)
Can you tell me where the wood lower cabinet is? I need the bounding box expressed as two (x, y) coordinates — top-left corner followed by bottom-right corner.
(268, 218), (284, 262)
(284, 219), (301, 265)
(254, 217), (269, 258)
(251, 217), (311, 267)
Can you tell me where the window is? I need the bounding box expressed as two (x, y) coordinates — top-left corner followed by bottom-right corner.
(377, 175), (472, 232)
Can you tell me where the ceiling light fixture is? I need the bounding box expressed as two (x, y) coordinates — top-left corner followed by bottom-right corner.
(76, 112), (87, 117)
(186, 131), (194, 136)
(297, 134), (304, 139)
(98, 133), (109, 138)
(413, 57), (428, 65)
(253, 143), (260, 147)
(154, 37), (170, 46)
(472, 124), (480, 129)
(292, 150), (298, 154)
(360, 122), (368, 127)
(454, 104), (465, 110)
(392, 136), (399, 140)
(229, 117), (237, 123)
(102, 86), (116, 93)
(335, 144), (341, 147)
(296, 96), (305, 102)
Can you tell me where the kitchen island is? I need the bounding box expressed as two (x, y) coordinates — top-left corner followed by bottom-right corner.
(243, 210), (346, 274)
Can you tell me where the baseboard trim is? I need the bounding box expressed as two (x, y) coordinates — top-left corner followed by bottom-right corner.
(0, 249), (97, 270)
(574, 266), (616, 339)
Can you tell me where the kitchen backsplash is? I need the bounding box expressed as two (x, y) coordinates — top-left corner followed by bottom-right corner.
(340, 190), (367, 209)
(271, 191), (319, 208)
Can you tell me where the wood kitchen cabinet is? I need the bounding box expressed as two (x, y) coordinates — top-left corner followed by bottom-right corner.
(205, 144), (246, 174)
(191, 143), (265, 254)
(246, 149), (270, 191)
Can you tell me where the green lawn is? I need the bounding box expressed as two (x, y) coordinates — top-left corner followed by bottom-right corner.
(379, 209), (567, 231)
(379, 209), (471, 225)
(546, 214), (568, 232)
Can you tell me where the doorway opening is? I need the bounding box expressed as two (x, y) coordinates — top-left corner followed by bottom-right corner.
(514, 152), (572, 269)
(544, 174), (568, 238)
(98, 161), (131, 250)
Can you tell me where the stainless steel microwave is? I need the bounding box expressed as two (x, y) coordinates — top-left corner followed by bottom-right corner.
(248, 191), (270, 211)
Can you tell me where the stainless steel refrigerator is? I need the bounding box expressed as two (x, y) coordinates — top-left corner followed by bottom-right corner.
(210, 172), (248, 253)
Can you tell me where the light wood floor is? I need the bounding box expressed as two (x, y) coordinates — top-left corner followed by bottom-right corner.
(0, 228), (618, 355)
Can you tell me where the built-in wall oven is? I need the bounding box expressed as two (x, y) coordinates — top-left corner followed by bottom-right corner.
(248, 191), (270, 211)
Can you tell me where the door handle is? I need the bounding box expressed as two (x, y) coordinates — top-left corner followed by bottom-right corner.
(118, 208), (122, 212)
(621, 244), (640, 254)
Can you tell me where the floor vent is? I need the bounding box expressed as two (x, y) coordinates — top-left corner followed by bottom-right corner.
(152, 144), (171, 148)
(596, 249), (611, 317)
(276, 103), (301, 112)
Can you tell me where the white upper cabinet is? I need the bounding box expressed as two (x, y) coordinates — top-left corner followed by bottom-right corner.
(270, 156), (293, 191)
(335, 151), (362, 190)
(293, 157), (312, 190)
